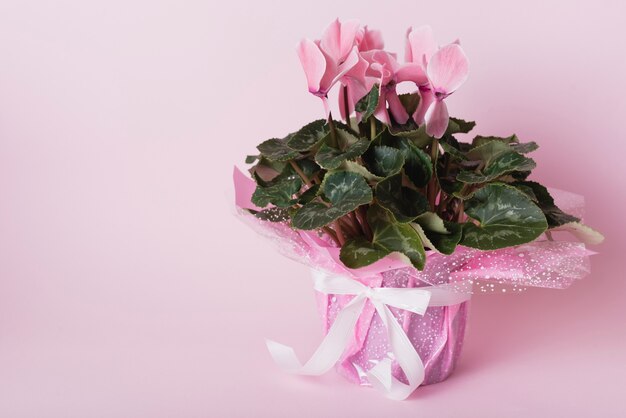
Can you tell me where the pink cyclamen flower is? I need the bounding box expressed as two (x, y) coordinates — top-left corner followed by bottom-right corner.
(424, 44), (469, 138)
(405, 26), (436, 125)
(297, 19), (367, 115)
(336, 25), (384, 122)
(405, 26), (469, 138)
(356, 25), (384, 52)
(355, 50), (425, 125)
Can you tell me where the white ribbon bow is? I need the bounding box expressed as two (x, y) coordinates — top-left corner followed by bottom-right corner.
(266, 270), (472, 400)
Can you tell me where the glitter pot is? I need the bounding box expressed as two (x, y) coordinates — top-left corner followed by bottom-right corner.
(314, 267), (470, 387)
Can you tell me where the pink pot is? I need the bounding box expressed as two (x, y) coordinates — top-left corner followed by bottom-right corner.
(315, 267), (470, 387)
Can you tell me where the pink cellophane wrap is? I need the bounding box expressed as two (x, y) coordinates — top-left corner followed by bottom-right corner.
(316, 268), (470, 386)
(233, 167), (595, 388)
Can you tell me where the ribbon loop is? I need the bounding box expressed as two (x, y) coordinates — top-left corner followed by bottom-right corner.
(371, 287), (432, 315)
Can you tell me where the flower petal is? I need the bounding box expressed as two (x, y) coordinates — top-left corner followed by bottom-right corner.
(413, 88), (435, 125)
(329, 46), (360, 87)
(320, 18), (360, 63)
(343, 52), (369, 86)
(297, 38), (327, 94)
(358, 26), (384, 51)
(427, 44), (469, 93)
(373, 89), (391, 125)
(406, 26), (437, 66)
(425, 99), (449, 138)
(395, 63), (428, 86)
(404, 27), (413, 63)
(387, 89), (410, 125)
(361, 50), (398, 86)
(320, 19), (341, 61)
(339, 19), (361, 59)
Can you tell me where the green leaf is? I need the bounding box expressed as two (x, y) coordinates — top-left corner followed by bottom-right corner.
(248, 207), (291, 222)
(435, 138), (463, 197)
(295, 158), (320, 178)
(291, 171), (373, 230)
(412, 212), (462, 254)
(291, 202), (333, 229)
(415, 211), (449, 233)
(355, 84), (380, 121)
(388, 123), (433, 148)
(511, 141), (539, 154)
(436, 157), (464, 198)
(461, 183), (548, 250)
(245, 155), (259, 164)
(513, 181), (580, 227)
(340, 205), (426, 269)
(465, 140), (512, 163)
(322, 171), (371, 207)
(398, 140), (432, 187)
(381, 135), (433, 187)
(514, 183), (538, 201)
(363, 145), (405, 178)
(366, 205), (426, 269)
(339, 238), (390, 268)
(251, 167), (302, 208)
(337, 160), (382, 182)
(398, 93), (420, 115)
(471, 134), (519, 148)
(257, 138), (300, 162)
(375, 174), (429, 222)
(457, 152), (536, 184)
(315, 136), (370, 169)
(426, 221), (462, 254)
(471, 134), (538, 155)
(286, 119), (329, 151)
(335, 127), (365, 150)
(373, 134), (432, 187)
(249, 157), (287, 184)
(510, 170), (532, 181)
(446, 117), (476, 135)
(297, 184), (320, 204)
(441, 141), (467, 161)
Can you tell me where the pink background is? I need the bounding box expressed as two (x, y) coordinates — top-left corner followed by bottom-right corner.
(1, 0), (625, 416)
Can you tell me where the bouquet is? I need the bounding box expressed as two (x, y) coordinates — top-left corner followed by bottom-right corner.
(233, 19), (603, 400)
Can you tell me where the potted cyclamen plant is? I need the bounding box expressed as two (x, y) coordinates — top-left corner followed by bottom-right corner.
(233, 19), (602, 400)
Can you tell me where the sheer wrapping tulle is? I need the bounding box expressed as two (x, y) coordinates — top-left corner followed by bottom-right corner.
(233, 167), (595, 387)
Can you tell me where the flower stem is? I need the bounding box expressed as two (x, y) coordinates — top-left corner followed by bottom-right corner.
(334, 220), (346, 245)
(348, 211), (364, 236)
(370, 117), (376, 140)
(356, 206), (373, 240)
(339, 217), (359, 237)
(427, 138), (440, 211)
(437, 157), (452, 214)
(327, 112), (338, 148)
(289, 160), (312, 187)
(343, 85), (352, 130)
(456, 200), (465, 222)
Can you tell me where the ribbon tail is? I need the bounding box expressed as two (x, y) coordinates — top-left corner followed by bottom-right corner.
(367, 358), (393, 392)
(367, 303), (426, 400)
(265, 340), (306, 372)
(266, 295), (367, 376)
